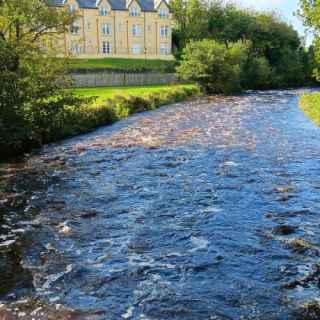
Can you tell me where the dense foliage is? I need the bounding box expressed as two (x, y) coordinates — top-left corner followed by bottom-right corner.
(176, 40), (248, 93)
(299, 0), (320, 80)
(0, 0), (76, 157)
(172, 0), (315, 92)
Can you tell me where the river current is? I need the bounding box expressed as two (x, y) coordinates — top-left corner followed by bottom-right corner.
(1, 90), (320, 319)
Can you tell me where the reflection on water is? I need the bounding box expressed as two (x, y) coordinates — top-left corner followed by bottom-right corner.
(1, 90), (320, 319)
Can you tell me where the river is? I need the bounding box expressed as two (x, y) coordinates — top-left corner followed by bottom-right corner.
(1, 90), (320, 319)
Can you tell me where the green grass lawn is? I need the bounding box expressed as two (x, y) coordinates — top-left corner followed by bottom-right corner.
(71, 84), (196, 103)
(66, 57), (176, 72)
(299, 92), (320, 125)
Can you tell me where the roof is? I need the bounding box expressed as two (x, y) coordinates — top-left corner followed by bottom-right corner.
(49, 0), (168, 12)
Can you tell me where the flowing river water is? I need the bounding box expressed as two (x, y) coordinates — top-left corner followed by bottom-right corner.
(1, 90), (320, 319)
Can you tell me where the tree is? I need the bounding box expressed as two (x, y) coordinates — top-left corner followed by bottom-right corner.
(176, 39), (248, 93)
(172, 0), (313, 89)
(299, 0), (320, 80)
(0, 0), (75, 156)
(170, 0), (209, 56)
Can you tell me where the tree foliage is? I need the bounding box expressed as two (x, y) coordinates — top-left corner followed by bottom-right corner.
(298, 0), (320, 80)
(0, 0), (76, 156)
(172, 0), (314, 90)
(176, 39), (248, 93)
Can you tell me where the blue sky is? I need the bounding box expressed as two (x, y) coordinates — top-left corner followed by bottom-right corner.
(235, 0), (310, 42)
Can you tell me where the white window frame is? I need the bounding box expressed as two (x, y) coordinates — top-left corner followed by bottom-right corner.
(160, 25), (169, 38)
(68, 3), (76, 12)
(70, 43), (82, 54)
(70, 23), (80, 35)
(132, 24), (141, 37)
(129, 5), (140, 16)
(102, 23), (112, 36)
(132, 44), (141, 54)
(160, 43), (169, 55)
(100, 6), (109, 16)
(102, 41), (112, 54)
(159, 8), (168, 18)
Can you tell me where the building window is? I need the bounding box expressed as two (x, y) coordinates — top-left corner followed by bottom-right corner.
(102, 41), (112, 54)
(100, 6), (109, 16)
(118, 23), (123, 32)
(87, 22), (92, 31)
(160, 25), (169, 38)
(129, 5), (140, 16)
(70, 43), (82, 54)
(147, 25), (152, 32)
(159, 8), (168, 18)
(102, 23), (111, 36)
(68, 3), (76, 12)
(70, 23), (80, 35)
(132, 44), (141, 54)
(160, 43), (169, 55)
(132, 24), (141, 37)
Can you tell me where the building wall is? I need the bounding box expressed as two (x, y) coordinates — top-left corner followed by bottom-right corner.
(53, 0), (173, 59)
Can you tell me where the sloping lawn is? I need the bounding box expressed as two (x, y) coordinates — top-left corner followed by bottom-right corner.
(299, 92), (320, 125)
(67, 57), (176, 72)
(71, 84), (196, 103)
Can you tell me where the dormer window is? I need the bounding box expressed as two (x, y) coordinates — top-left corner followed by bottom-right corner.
(129, 5), (140, 16)
(68, 3), (77, 12)
(100, 6), (109, 16)
(159, 7), (168, 18)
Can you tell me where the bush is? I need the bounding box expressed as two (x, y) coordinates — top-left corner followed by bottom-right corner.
(176, 39), (248, 93)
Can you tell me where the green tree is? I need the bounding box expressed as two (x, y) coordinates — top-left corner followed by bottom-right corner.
(176, 39), (248, 93)
(173, 0), (313, 89)
(171, 0), (209, 56)
(0, 0), (75, 156)
(299, 0), (320, 80)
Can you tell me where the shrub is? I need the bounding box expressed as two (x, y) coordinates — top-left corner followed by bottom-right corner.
(176, 39), (248, 94)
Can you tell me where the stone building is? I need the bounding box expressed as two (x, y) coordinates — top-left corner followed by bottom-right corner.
(49, 0), (173, 59)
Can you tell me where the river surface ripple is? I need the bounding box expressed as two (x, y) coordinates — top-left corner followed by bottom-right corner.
(1, 90), (320, 319)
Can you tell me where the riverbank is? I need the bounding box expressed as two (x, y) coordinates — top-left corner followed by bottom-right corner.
(299, 92), (320, 125)
(0, 84), (200, 160)
(2, 90), (320, 319)
(66, 57), (176, 73)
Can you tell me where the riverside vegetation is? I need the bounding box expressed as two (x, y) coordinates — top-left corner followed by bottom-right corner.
(0, 0), (198, 159)
(173, 0), (316, 93)
(297, 1), (320, 124)
(0, 0), (317, 158)
(0, 84), (199, 158)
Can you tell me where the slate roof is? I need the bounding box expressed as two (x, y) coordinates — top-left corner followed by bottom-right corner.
(49, 0), (165, 12)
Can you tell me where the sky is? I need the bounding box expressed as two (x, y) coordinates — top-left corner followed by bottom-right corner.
(235, 0), (311, 44)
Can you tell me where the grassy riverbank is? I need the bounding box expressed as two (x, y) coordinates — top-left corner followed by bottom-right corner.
(66, 58), (176, 73)
(1, 84), (200, 159)
(299, 92), (320, 125)
(70, 84), (191, 102)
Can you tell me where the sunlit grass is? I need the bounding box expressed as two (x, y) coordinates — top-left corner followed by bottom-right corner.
(64, 57), (176, 72)
(299, 92), (320, 126)
(70, 84), (197, 103)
